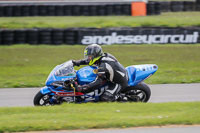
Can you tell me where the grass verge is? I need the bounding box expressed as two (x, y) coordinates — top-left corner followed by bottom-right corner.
(0, 12), (200, 29)
(0, 44), (200, 88)
(0, 102), (200, 132)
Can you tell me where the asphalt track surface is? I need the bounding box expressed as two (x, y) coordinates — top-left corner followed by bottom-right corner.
(1, 84), (200, 133)
(16, 125), (200, 133)
(0, 83), (200, 107)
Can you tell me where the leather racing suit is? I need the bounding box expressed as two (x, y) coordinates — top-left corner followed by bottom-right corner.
(74, 53), (128, 101)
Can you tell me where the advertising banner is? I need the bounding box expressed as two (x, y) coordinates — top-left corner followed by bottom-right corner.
(79, 27), (200, 45)
(0, 27), (200, 45)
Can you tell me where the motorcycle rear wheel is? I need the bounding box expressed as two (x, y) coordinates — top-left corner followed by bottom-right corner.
(33, 91), (54, 106)
(122, 82), (151, 102)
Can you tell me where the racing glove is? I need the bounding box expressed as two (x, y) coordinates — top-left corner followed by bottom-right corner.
(72, 60), (81, 66)
(76, 85), (89, 93)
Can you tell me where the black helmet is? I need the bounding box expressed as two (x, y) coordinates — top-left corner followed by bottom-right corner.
(84, 44), (103, 65)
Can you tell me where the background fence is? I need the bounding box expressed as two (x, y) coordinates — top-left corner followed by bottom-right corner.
(0, 0), (200, 17)
(0, 27), (200, 45)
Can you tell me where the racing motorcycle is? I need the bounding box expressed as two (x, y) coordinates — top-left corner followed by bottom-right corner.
(33, 60), (158, 106)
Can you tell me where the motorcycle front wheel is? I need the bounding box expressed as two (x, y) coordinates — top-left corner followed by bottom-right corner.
(122, 82), (151, 102)
(33, 91), (55, 106)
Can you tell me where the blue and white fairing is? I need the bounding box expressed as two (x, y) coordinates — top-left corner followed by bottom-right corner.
(43, 60), (98, 101)
(45, 60), (157, 90)
(76, 66), (97, 85)
(126, 64), (158, 86)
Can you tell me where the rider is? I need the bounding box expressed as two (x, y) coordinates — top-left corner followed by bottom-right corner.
(72, 44), (128, 101)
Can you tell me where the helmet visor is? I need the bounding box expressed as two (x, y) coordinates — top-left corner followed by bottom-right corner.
(84, 49), (88, 59)
(84, 49), (93, 61)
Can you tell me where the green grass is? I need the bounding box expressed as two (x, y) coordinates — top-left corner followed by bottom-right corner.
(0, 12), (200, 29)
(0, 102), (200, 132)
(0, 44), (200, 88)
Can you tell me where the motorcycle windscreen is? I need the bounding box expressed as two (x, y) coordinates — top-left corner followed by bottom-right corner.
(76, 66), (97, 85)
(45, 60), (76, 86)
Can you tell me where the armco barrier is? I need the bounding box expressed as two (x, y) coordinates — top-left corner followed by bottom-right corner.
(0, 27), (200, 45)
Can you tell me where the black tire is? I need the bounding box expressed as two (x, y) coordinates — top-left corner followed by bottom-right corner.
(13, 6), (21, 16)
(14, 29), (27, 44)
(33, 91), (54, 106)
(38, 29), (52, 44)
(0, 6), (5, 17)
(147, 2), (155, 15)
(21, 5), (30, 16)
(2, 30), (14, 44)
(122, 82), (151, 102)
(29, 5), (38, 16)
(4, 6), (13, 17)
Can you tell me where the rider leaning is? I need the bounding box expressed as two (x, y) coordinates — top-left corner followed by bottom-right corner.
(72, 44), (128, 101)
